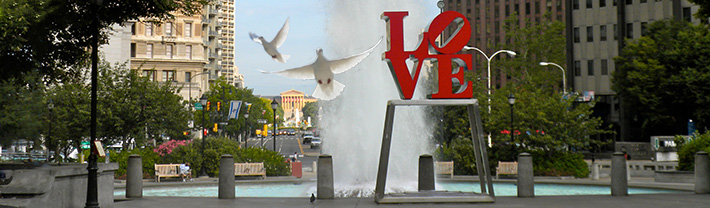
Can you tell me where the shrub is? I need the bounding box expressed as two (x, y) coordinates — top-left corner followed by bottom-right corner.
(153, 140), (192, 156)
(435, 137), (477, 175)
(677, 132), (710, 171)
(531, 151), (589, 178)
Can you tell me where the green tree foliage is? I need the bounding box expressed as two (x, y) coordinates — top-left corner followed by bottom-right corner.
(0, 0), (208, 83)
(688, 0), (710, 20)
(301, 101), (318, 127)
(0, 73), (46, 147)
(47, 61), (191, 159)
(676, 132), (710, 171)
(612, 20), (710, 138)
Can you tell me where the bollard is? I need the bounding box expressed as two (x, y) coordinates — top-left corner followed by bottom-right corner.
(418, 155), (435, 191)
(219, 154), (235, 199)
(126, 154), (142, 198)
(591, 162), (600, 180)
(317, 155), (334, 199)
(695, 151), (710, 194)
(517, 152), (534, 197)
(312, 161), (317, 173)
(611, 152), (628, 196)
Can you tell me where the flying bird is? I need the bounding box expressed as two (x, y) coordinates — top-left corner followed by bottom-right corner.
(249, 17), (290, 63)
(261, 38), (382, 100)
(310, 193), (316, 203)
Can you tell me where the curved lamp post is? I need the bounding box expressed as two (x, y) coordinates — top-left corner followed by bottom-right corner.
(199, 94), (208, 177)
(271, 99), (278, 152)
(463, 46), (516, 148)
(539, 62), (567, 94)
(508, 93), (516, 160)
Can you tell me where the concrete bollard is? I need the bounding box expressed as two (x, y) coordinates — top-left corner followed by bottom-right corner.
(126, 154), (142, 198)
(695, 151), (710, 194)
(219, 154), (235, 199)
(312, 161), (317, 173)
(517, 152), (534, 197)
(611, 152), (628, 196)
(418, 155), (435, 191)
(591, 163), (600, 180)
(317, 155), (334, 199)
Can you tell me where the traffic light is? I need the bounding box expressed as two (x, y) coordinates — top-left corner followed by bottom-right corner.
(203, 129), (208, 136)
(213, 123), (218, 132)
(217, 102), (221, 111)
(206, 101), (211, 111)
(183, 131), (189, 136)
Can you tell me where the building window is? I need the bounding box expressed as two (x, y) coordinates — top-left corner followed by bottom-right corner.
(626, 0), (632, 5)
(557, 0), (562, 11)
(601, 59), (609, 75)
(574, 61), (581, 76)
(641, 22), (648, 36)
(600, 0), (606, 7)
(587, 60), (594, 76)
(145, 23), (152, 36)
(166, 45), (173, 59)
(626, 23), (633, 39)
(573, 0), (579, 10)
(574, 27), (580, 43)
(587, 26), (593, 42)
(535, 2), (540, 14)
(613, 24), (618, 40)
(515, 4), (519, 14)
(683, 7), (692, 22)
(143, 70), (155, 81)
(640, 0), (647, 3)
(185, 72), (192, 83)
(130, 43), (136, 57)
(505, 5), (509, 16)
(131, 24), (136, 35)
(614, 0), (617, 6)
(526, 3), (530, 15)
(185, 23), (192, 38)
(146, 44), (153, 58)
(165, 22), (173, 36)
(186, 45), (192, 59)
(587, 0), (593, 8)
(600, 25), (607, 41)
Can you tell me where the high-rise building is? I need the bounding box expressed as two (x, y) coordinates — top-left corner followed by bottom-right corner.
(203, 0), (244, 89)
(567, 0), (702, 141)
(129, 12), (209, 101)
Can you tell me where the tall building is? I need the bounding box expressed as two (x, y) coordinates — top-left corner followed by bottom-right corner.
(203, 0), (244, 89)
(567, 0), (702, 141)
(129, 12), (209, 101)
(443, 0), (567, 89)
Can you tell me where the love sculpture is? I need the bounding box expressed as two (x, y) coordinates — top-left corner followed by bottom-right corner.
(374, 11), (495, 204)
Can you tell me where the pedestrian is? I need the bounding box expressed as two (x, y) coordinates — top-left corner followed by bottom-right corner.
(179, 163), (191, 182)
(292, 152), (298, 162)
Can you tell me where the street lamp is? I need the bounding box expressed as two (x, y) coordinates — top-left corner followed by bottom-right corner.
(508, 93), (516, 160)
(86, 0), (103, 207)
(243, 105), (250, 149)
(463, 46), (516, 147)
(199, 94), (208, 177)
(188, 71), (209, 102)
(47, 100), (53, 162)
(539, 62), (567, 94)
(271, 99), (278, 152)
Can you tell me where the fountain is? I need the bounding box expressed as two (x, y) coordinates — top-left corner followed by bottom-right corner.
(320, 0), (437, 197)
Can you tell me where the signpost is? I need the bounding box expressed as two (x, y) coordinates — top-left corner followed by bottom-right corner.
(194, 102), (203, 110)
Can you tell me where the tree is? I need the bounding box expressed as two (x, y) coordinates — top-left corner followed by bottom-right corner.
(688, 0), (710, 20)
(612, 20), (710, 139)
(302, 101), (318, 127)
(0, 0), (207, 83)
(0, 73), (47, 147)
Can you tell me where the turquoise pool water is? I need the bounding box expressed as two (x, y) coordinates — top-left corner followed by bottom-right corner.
(113, 182), (685, 197)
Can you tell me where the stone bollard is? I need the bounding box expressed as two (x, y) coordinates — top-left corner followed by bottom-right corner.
(219, 154), (235, 199)
(317, 155), (334, 199)
(126, 154), (142, 198)
(312, 161), (317, 173)
(418, 155), (435, 191)
(695, 151), (710, 194)
(611, 152), (628, 196)
(591, 162), (600, 180)
(517, 152), (534, 197)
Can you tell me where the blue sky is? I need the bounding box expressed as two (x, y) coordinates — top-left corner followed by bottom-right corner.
(234, 0), (439, 96)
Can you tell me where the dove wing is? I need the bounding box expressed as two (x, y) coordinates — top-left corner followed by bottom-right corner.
(271, 17), (290, 48)
(249, 32), (263, 44)
(329, 37), (382, 74)
(262, 65), (315, 80)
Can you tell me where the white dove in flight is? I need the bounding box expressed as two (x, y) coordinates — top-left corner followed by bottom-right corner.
(249, 17), (290, 63)
(262, 38), (382, 100)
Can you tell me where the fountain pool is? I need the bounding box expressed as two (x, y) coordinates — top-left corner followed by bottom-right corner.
(113, 182), (687, 198)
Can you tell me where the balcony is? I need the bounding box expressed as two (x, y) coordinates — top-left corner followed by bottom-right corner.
(203, 40), (211, 46)
(208, 8), (218, 16)
(208, 53), (219, 59)
(208, 30), (218, 37)
(202, 19), (211, 25)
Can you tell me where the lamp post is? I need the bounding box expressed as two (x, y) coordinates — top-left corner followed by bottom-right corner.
(463, 46), (516, 147)
(188, 71), (209, 102)
(243, 106), (250, 149)
(271, 99), (278, 152)
(47, 100), (53, 162)
(539, 62), (567, 94)
(86, 0), (103, 207)
(199, 95), (208, 177)
(508, 93), (516, 160)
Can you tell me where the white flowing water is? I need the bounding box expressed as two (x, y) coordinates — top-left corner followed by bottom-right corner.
(320, 0), (436, 197)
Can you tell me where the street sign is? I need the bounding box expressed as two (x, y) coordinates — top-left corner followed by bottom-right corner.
(194, 102), (203, 110)
(81, 141), (90, 150)
(257, 119), (267, 124)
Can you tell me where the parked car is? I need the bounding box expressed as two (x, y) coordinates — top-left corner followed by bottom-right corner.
(302, 132), (314, 144)
(310, 137), (321, 149)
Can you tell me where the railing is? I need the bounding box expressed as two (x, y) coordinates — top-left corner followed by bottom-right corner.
(208, 53), (219, 59)
(208, 31), (218, 37)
